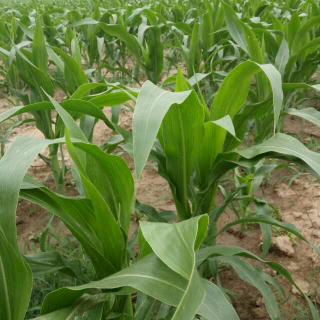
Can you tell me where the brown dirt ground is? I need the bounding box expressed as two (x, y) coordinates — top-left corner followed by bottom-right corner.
(1, 96), (320, 319)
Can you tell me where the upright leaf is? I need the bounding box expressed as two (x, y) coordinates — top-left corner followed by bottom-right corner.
(33, 17), (48, 73)
(157, 71), (204, 220)
(133, 81), (192, 179)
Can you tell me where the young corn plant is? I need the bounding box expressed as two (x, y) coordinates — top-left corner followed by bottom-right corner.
(0, 96), (319, 319)
(132, 66), (320, 319)
(1, 0), (320, 319)
(220, 161), (286, 257)
(0, 91), (306, 320)
(0, 13), (140, 192)
(222, 0), (320, 140)
(69, 9), (165, 84)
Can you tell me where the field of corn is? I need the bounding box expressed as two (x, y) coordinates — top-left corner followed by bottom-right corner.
(1, 0), (320, 319)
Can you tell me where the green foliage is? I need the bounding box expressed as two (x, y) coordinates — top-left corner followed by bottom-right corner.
(0, 0), (320, 319)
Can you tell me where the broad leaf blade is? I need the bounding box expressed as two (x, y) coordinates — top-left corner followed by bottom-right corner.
(133, 80), (192, 179)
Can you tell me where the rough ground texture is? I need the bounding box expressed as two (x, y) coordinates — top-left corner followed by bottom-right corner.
(1, 96), (320, 319)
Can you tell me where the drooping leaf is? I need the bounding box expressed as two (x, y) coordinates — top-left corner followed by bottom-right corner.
(25, 251), (85, 280)
(286, 108), (320, 127)
(238, 133), (320, 175)
(33, 294), (108, 320)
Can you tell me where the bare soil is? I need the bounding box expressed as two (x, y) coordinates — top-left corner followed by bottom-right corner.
(1, 97), (320, 319)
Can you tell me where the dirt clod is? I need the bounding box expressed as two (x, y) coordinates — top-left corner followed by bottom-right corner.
(251, 307), (268, 319)
(287, 262), (300, 272)
(272, 236), (295, 257)
(292, 211), (303, 219)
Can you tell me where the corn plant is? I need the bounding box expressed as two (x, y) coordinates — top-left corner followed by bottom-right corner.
(70, 14), (164, 84)
(221, 0), (320, 138)
(132, 66), (320, 319)
(0, 11), (140, 191)
(1, 0), (320, 319)
(1, 93), (320, 319)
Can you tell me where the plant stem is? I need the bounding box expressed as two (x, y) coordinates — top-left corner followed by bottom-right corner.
(49, 144), (64, 194)
(199, 182), (219, 245)
(125, 295), (133, 316)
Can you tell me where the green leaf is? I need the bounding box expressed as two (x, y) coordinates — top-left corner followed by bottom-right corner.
(211, 115), (237, 138)
(187, 22), (200, 77)
(14, 47), (54, 98)
(196, 245), (320, 319)
(41, 254), (186, 313)
(238, 133), (320, 176)
(0, 136), (68, 320)
(200, 11), (214, 53)
(0, 230), (32, 320)
(21, 179), (119, 279)
(222, 1), (268, 99)
(46, 47), (64, 73)
(292, 16), (320, 55)
(135, 294), (155, 320)
(196, 61), (282, 191)
(222, 1), (248, 53)
(286, 107), (320, 127)
(216, 256), (280, 319)
(156, 71), (205, 220)
(201, 280), (240, 320)
(75, 142), (135, 235)
(99, 23), (141, 60)
(219, 214), (320, 256)
(135, 200), (175, 223)
(70, 17), (99, 27)
(48, 94), (131, 268)
(42, 251), (236, 319)
(34, 294), (107, 319)
(140, 215), (208, 279)
(70, 83), (108, 99)
(143, 26), (163, 83)
(171, 271), (204, 320)
(275, 37), (289, 77)
(141, 216), (208, 319)
(0, 100), (114, 130)
(25, 251), (84, 280)
(45, 92), (87, 142)
(88, 90), (136, 108)
(33, 17), (48, 73)
(283, 83), (320, 93)
(196, 120), (234, 188)
(133, 80), (192, 179)
(20, 144), (133, 277)
(51, 46), (88, 87)
(210, 61), (283, 132)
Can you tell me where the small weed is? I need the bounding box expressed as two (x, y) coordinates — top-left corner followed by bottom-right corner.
(25, 220), (95, 319)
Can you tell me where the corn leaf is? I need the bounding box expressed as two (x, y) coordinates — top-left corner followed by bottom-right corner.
(33, 18), (48, 73)
(133, 80), (193, 179)
(33, 294), (107, 320)
(0, 100), (113, 129)
(0, 136), (66, 320)
(286, 108), (320, 127)
(292, 15), (320, 55)
(275, 37), (289, 77)
(25, 251), (84, 280)
(156, 72), (204, 220)
(41, 218), (238, 320)
(99, 23), (141, 60)
(238, 133), (320, 174)
(196, 245), (319, 319)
